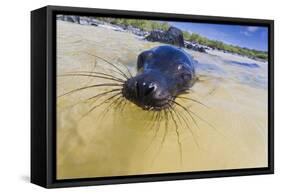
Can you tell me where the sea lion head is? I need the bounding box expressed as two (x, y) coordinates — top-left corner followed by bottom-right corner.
(122, 45), (195, 110)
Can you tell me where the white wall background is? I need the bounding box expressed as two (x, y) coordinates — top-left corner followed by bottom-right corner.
(0, 0), (279, 193)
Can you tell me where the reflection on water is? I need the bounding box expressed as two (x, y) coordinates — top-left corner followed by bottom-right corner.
(57, 21), (268, 179)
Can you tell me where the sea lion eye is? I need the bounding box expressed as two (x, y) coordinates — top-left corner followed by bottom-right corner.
(177, 64), (183, 70)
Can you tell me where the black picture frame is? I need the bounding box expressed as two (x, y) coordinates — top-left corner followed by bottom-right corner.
(31, 5), (274, 188)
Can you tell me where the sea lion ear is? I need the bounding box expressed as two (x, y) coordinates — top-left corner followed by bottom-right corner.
(137, 50), (153, 71)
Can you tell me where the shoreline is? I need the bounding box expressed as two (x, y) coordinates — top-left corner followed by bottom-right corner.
(56, 15), (267, 62)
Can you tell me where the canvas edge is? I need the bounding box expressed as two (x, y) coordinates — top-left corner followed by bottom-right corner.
(30, 5), (274, 189)
(30, 6), (48, 188)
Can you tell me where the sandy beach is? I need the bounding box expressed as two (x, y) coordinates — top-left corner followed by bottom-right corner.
(56, 20), (268, 179)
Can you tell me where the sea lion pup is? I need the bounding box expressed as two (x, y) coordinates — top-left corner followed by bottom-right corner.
(122, 45), (196, 110)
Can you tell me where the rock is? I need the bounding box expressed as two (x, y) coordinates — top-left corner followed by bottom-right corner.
(124, 25), (149, 37)
(167, 27), (185, 47)
(145, 27), (185, 47)
(57, 15), (80, 24)
(56, 16), (207, 53)
(57, 15), (100, 26)
(184, 41), (206, 53)
(56, 15), (64, 20)
(64, 15), (80, 24)
(197, 47), (206, 53)
(79, 17), (99, 26)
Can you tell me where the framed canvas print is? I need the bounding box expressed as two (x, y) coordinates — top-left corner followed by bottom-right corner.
(31, 5), (274, 188)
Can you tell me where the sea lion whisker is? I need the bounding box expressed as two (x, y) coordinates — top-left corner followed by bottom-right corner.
(169, 103), (186, 130)
(173, 99), (218, 148)
(59, 89), (121, 110)
(120, 99), (128, 113)
(59, 83), (123, 98)
(186, 107), (216, 130)
(140, 112), (158, 156)
(86, 88), (122, 102)
(80, 92), (122, 120)
(114, 96), (126, 112)
(169, 104), (200, 148)
(98, 95), (123, 122)
(115, 97), (127, 115)
(144, 111), (162, 153)
(144, 111), (157, 134)
(167, 107), (183, 166)
(85, 52), (130, 79)
(58, 73), (125, 83)
(173, 98), (215, 130)
(110, 68), (131, 80)
(176, 102), (222, 141)
(161, 109), (169, 145)
(156, 111), (163, 135)
(63, 71), (126, 82)
(170, 100), (201, 130)
(115, 98), (127, 117)
(176, 96), (209, 108)
(152, 111), (162, 136)
(151, 109), (170, 165)
(181, 105), (201, 130)
(147, 111), (164, 158)
(115, 59), (133, 78)
(149, 111), (160, 132)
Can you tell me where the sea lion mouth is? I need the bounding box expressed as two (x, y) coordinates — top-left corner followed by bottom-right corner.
(138, 98), (172, 111)
(122, 89), (164, 110)
(122, 73), (173, 111)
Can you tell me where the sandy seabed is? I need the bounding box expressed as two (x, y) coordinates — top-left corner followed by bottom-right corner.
(56, 21), (268, 179)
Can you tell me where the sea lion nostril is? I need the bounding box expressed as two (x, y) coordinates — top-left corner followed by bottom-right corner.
(135, 81), (140, 97)
(144, 84), (155, 96)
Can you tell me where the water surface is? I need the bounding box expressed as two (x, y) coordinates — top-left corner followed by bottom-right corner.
(57, 21), (268, 179)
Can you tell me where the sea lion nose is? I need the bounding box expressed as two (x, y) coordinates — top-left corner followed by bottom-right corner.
(135, 81), (157, 97)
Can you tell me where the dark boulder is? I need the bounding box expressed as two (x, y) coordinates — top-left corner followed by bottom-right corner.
(62, 15), (80, 24)
(145, 27), (185, 47)
(79, 17), (99, 26)
(197, 47), (206, 53)
(57, 15), (100, 26)
(184, 41), (207, 53)
(124, 25), (149, 37)
(167, 27), (185, 47)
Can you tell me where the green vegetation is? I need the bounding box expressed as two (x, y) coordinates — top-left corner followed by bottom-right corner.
(97, 17), (170, 31)
(97, 17), (268, 60)
(182, 31), (268, 60)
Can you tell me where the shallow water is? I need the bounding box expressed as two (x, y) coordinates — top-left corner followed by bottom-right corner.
(56, 21), (268, 179)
